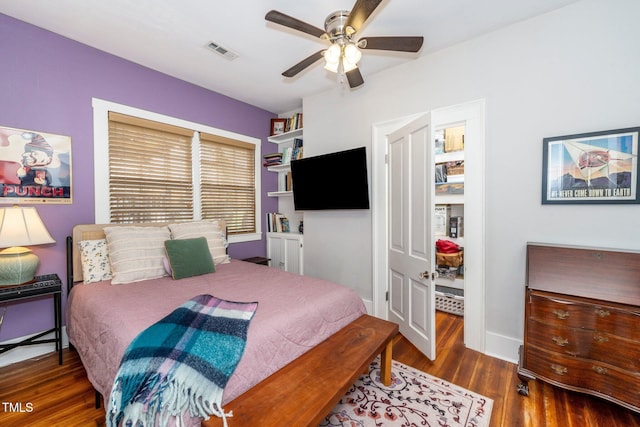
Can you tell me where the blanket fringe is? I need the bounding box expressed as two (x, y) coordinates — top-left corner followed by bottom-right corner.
(108, 369), (231, 427)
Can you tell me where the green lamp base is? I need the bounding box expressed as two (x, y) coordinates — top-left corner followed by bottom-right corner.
(0, 247), (39, 286)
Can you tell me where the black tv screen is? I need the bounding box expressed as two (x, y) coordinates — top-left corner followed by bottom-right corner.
(290, 147), (370, 210)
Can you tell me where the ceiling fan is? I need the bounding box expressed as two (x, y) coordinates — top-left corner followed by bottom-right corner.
(265, 0), (424, 88)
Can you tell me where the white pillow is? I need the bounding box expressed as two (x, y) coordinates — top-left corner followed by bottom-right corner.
(104, 225), (171, 284)
(78, 239), (112, 284)
(168, 220), (230, 265)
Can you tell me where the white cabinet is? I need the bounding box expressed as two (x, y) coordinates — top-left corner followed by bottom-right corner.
(267, 232), (303, 274)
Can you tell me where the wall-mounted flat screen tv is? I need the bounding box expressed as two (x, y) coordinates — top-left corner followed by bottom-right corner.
(290, 147), (370, 210)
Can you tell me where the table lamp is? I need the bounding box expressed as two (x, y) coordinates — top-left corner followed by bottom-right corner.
(0, 206), (55, 286)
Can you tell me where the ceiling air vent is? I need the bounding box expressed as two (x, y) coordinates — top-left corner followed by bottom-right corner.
(206, 41), (238, 60)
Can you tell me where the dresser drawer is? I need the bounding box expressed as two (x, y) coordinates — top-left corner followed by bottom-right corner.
(526, 318), (640, 372)
(528, 293), (640, 341)
(521, 243), (640, 413)
(524, 345), (640, 409)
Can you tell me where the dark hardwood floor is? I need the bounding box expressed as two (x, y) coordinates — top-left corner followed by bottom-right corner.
(1, 311), (639, 426)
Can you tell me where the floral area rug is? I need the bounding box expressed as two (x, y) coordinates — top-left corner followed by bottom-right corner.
(321, 357), (493, 427)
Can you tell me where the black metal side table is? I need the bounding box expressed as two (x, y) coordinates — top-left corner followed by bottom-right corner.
(0, 274), (63, 365)
(242, 256), (270, 266)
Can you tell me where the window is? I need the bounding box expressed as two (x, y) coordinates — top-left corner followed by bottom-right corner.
(108, 112), (194, 223)
(200, 133), (256, 234)
(93, 99), (261, 242)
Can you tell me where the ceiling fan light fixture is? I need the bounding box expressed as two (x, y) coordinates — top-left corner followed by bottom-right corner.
(342, 59), (358, 73)
(324, 44), (341, 62)
(342, 44), (360, 72)
(323, 44), (341, 73)
(343, 43), (362, 64)
(323, 59), (340, 73)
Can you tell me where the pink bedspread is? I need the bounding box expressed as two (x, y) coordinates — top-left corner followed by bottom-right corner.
(66, 259), (366, 407)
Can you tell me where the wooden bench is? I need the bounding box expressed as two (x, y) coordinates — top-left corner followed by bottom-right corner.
(203, 314), (399, 427)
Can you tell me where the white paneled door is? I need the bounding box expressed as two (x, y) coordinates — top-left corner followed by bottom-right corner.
(387, 114), (436, 360)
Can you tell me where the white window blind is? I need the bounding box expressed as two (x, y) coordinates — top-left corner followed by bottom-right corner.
(107, 112), (257, 234)
(108, 112), (194, 223)
(200, 132), (256, 234)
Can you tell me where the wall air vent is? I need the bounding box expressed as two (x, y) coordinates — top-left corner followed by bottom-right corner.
(206, 41), (239, 60)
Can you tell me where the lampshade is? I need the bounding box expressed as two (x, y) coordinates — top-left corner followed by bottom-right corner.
(323, 44), (341, 72)
(343, 43), (362, 65)
(0, 206), (55, 285)
(323, 42), (362, 75)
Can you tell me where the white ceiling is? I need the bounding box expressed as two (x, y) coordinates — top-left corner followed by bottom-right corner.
(2, 0), (579, 114)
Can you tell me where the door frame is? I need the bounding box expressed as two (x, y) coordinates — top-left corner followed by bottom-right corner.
(371, 99), (486, 354)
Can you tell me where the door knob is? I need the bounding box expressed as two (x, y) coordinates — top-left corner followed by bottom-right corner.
(419, 271), (438, 280)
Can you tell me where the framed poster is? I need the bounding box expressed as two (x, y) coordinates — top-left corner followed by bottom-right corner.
(270, 118), (287, 136)
(0, 126), (72, 204)
(542, 127), (639, 204)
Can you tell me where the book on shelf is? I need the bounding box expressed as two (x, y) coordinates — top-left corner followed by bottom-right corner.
(266, 212), (291, 232)
(279, 216), (290, 233)
(285, 113), (303, 133)
(434, 205), (451, 237)
(286, 171), (292, 191)
(281, 138), (304, 165)
(291, 138), (303, 161)
(276, 172), (293, 192)
(449, 216), (464, 238)
(281, 146), (292, 165)
(263, 152), (283, 167)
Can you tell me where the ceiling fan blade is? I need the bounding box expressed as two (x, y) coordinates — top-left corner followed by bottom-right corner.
(346, 68), (365, 88)
(265, 10), (326, 39)
(282, 50), (325, 77)
(345, 0), (384, 34)
(359, 36), (424, 52)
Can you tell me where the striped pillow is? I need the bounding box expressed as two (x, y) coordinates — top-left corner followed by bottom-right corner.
(168, 220), (230, 265)
(104, 226), (171, 284)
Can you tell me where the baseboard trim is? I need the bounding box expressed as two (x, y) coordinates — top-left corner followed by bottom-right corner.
(0, 327), (69, 368)
(485, 330), (520, 364)
(367, 296), (520, 364)
(362, 299), (373, 315)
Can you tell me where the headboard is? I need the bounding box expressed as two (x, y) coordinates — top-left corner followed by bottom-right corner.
(66, 221), (227, 292)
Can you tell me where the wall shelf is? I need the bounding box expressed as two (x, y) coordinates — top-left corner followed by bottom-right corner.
(435, 150), (464, 163)
(268, 128), (303, 145)
(435, 194), (464, 204)
(266, 127), (302, 198)
(267, 163), (291, 173)
(267, 190), (292, 197)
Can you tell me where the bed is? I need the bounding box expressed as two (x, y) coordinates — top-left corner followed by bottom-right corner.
(65, 221), (398, 426)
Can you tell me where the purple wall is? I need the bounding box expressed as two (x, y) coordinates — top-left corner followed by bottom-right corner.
(0, 14), (278, 341)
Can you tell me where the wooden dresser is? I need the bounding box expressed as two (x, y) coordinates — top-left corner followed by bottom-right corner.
(517, 243), (640, 413)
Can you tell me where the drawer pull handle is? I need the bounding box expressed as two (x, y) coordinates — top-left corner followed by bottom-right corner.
(592, 365), (608, 375)
(552, 309), (570, 320)
(593, 334), (609, 343)
(551, 364), (567, 375)
(595, 309), (610, 318)
(552, 336), (569, 346)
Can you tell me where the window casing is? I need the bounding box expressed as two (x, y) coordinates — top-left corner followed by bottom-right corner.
(93, 98), (261, 243)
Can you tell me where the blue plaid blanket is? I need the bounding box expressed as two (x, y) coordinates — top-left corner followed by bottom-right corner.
(107, 294), (258, 427)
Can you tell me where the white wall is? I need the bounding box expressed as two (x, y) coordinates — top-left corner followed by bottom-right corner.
(302, 0), (640, 361)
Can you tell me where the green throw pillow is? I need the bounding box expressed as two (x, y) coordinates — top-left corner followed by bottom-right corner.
(164, 237), (215, 280)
